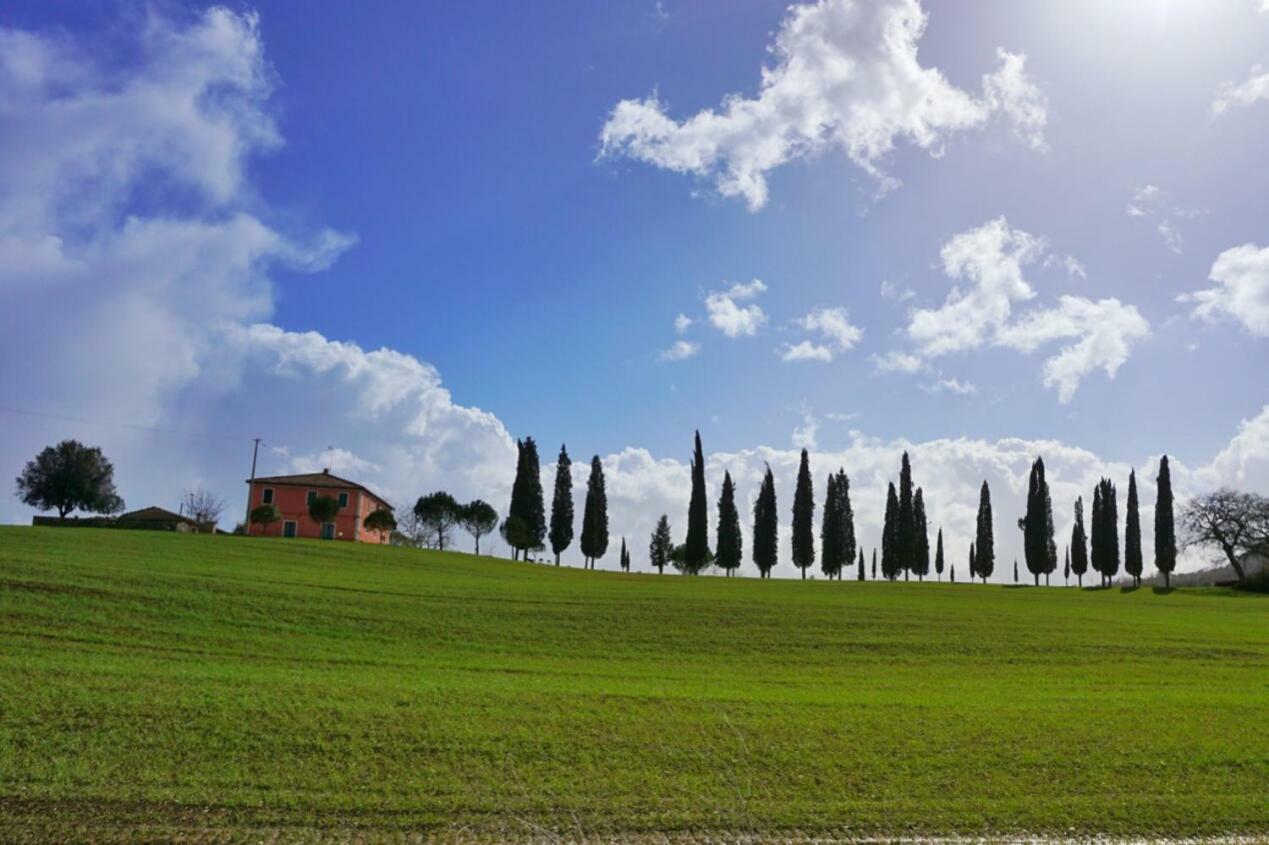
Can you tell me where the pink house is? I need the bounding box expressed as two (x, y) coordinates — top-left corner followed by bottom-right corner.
(246, 470), (393, 543)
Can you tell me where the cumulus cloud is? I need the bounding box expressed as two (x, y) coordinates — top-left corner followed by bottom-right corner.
(659, 339), (702, 362)
(1178, 243), (1269, 336)
(780, 306), (862, 362)
(1212, 64), (1269, 116)
(674, 313), (693, 334)
(885, 218), (1150, 402)
(705, 279), (769, 337)
(599, 0), (1047, 210)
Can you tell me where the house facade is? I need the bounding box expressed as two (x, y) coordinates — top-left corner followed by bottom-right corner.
(246, 470), (393, 543)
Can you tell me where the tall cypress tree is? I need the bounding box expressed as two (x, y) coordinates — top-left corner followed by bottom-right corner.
(820, 473), (841, 579)
(716, 471), (742, 576)
(897, 452), (915, 580)
(549, 444), (574, 566)
(1155, 455), (1177, 589)
(579, 456), (609, 569)
(858, 547), (866, 581)
(913, 488), (930, 581)
(684, 431), (710, 572)
(1063, 546), (1070, 586)
(1125, 469), (1143, 586)
(881, 482), (899, 580)
(975, 481), (994, 583)
(838, 469), (856, 577)
(619, 537), (629, 572)
(1014, 559), (1019, 583)
(1091, 478), (1119, 586)
(752, 464), (778, 579)
(968, 542), (976, 581)
(507, 439), (527, 561)
(791, 449), (815, 579)
(871, 547), (877, 580)
(1020, 457), (1055, 586)
(508, 437), (546, 560)
(934, 528), (945, 581)
(650, 514), (673, 575)
(1070, 496), (1088, 588)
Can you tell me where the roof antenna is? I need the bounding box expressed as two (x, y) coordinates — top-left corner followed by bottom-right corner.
(326, 444), (335, 474)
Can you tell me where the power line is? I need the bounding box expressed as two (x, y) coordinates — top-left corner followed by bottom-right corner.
(0, 405), (256, 443)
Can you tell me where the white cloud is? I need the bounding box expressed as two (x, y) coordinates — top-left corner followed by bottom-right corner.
(705, 279), (768, 337)
(922, 377), (977, 395)
(792, 410), (819, 450)
(659, 339), (702, 362)
(780, 306), (863, 362)
(880, 279), (915, 302)
(871, 350), (926, 374)
(599, 0), (1047, 210)
(1212, 64), (1269, 116)
(674, 313), (693, 334)
(1178, 243), (1269, 336)
(1126, 184), (1200, 254)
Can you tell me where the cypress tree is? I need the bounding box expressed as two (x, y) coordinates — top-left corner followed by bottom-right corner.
(838, 469), (856, 577)
(1155, 455), (1177, 589)
(975, 481), (994, 583)
(507, 439), (526, 561)
(897, 452), (915, 580)
(871, 548), (877, 580)
(650, 514), (673, 575)
(752, 464), (778, 579)
(1063, 546), (1070, 586)
(1125, 469), (1143, 586)
(820, 473), (841, 579)
(1020, 457), (1055, 586)
(791, 449), (815, 579)
(716, 471), (743, 576)
(881, 482), (899, 580)
(579, 456), (609, 569)
(684, 431), (710, 572)
(619, 537), (629, 572)
(968, 542), (976, 581)
(1091, 478), (1119, 586)
(913, 488), (930, 581)
(1014, 559), (1019, 584)
(858, 547), (865, 581)
(950, 562), (956, 583)
(508, 437), (546, 560)
(1070, 496), (1088, 588)
(549, 444), (574, 566)
(934, 528), (945, 581)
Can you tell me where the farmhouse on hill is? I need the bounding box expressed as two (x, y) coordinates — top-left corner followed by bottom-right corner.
(247, 469), (392, 543)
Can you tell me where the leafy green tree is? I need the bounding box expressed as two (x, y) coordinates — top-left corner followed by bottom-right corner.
(1125, 469), (1143, 586)
(1091, 478), (1120, 586)
(1154, 455), (1177, 588)
(363, 507), (397, 541)
(791, 449), (815, 580)
(934, 528), (945, 581)
(250, 503), (281, 534)
(684, 431), (710, 572)
(413, 491), (460, 550)
(975, 481), (994, 583)
(881, 482), (899, 580)
(752, 464), (778, 579)
(460, 499), (499, 555)
(715, 471), (743, 576)
(309, 495), (340, 538)
(897, 452), (915, 580)
(1070, 496), (1089, 587)
(913, 488), (930, 581)
(15, 440), (124, 518)
(650, 515), (673, 575)
(580, 456), (609, 569)
(549, 444), (574, 565)
(1020, 457), (1056, 586)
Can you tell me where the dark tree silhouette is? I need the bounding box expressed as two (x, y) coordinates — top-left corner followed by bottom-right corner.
(897, 452), (915, 580)
(15, 440), (124, 518)
(414, 492), (460, 550)
(1014, 559), (1019, 584)
(1020, 457), (1056, 586)
(791, 449), (815, 580)
(975, 481), (994, 583)
(1070, 496), (1089, 587)
(250, 504), (281, 534)
(1180, 489), (1268, 582)
(858, 547), (866, 581)
(460, 499), (499, 555)
(913, 488), (930, 581)
(650, 515), (673, 575)
(579, 456), (609, 569)
(508, 438), (546, 560)
(715, 471), (743, 576)
(837, 469), (856, 577)
(309, 495), (340, 539)
(1063, 546), (1070, 587)
(1125, 469), (1144, 586)
(881, 482), (899, 580)
(752, 464), (778, 579)
(871, 547), (877, 580)
(1155, 455), (1177, 588)
(821, 472), (841, 579)
(935, 528), (945, 581)
(968, 542), (977, 582)
(363, 507), (396, 541)
(1091, 478), (1120, 586)
(619, 537), (629, 572)
(684, 431), (710, 572)
(549, 444), (574, 565)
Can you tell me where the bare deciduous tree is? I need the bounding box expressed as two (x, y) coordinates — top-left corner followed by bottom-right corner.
(182, 488), (225, 533)
(1180, 489), (1269, 582)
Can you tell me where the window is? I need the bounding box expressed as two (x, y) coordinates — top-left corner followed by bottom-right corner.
(283, 521), (297, 538)
(338, 492), (349, 508)
(262, 488), (274, 505)
(306, 490), (317, 506)
(321, 522), (336, 540)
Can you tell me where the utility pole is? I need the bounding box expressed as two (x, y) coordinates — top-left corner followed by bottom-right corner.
(245, 437), (261, 531)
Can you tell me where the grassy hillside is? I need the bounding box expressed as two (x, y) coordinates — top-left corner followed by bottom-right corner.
(0, 527), (1266, 842)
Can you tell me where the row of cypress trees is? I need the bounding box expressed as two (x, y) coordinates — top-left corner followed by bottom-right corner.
(506, 433), (1179, 586)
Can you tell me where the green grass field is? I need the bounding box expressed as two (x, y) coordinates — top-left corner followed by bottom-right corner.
(0, 527), (1266, 843)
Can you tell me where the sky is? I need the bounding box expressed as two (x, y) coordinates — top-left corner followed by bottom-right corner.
(1, 0), (1267, 578)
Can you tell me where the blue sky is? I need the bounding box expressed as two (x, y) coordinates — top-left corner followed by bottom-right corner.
(1, 1), (1267, 575)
